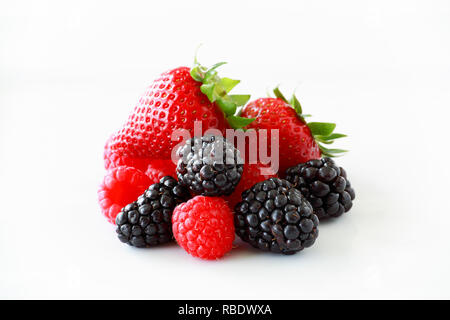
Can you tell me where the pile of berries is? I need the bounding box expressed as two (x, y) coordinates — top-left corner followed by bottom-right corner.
(98, 55), (356, 260)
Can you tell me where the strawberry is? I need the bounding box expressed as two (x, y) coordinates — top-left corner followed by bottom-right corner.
(109, 59), (253, 161)
(240, 88), (346, 175)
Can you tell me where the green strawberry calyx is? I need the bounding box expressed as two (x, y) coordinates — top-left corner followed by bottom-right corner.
(190, 57), (254, 130)
(273, 87), (348, 157)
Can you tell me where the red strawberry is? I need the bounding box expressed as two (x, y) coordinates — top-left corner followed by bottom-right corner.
(240, 88), (346, 175)
(109, 60), (253, 161)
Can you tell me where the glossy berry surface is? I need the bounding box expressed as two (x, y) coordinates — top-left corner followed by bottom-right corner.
(172, 196), (235, 260)
(98, 166), (151, 224)
(223, 162), (276, 209)
(115, 176), (190, 247)
(234, 178), (319, 255)
(177, 135), (243, 196)
(285, 157), (355, 219)
(109, 67), (230, 160)
(241, 97), (320, 174)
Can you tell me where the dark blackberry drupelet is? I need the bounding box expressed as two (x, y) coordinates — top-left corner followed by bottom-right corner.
(234, 178), (319, 255)
(115, 176), (190, 247)
(285, 157), (355, 220)
(176, 135), (244, 196)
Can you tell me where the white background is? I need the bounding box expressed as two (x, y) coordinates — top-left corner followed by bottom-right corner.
(1, 0), (449, 299)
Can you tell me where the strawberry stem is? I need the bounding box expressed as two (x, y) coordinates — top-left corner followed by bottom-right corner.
(190, 57), (254, 130)
(273, 88), (348, 157)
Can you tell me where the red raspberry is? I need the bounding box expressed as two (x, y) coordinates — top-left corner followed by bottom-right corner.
(224, 162), (277, 210)
(98, 166), (151, 224)
(104, 135), (151, 172)
(145, 160), (177, 184)
(172, 196), (235, 260)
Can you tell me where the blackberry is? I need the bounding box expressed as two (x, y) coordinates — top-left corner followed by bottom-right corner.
(285, 157), (355, 220)
(176, 135), (243, 196)
(234, 178), (319, 255)
(115, 176), (190, 247)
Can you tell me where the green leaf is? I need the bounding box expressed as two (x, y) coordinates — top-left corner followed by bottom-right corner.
(315, 138), (334, 144)
(204, 63), (227, 82)
(204, 69), (218, 83)
(209, 61), (227, 71)
(200, 83), (215, 102)
(227, 116), (255, 129)
(273, 87), (288, 103)
(190, 66), (204, 82)
(322, 148), (347, 153)
(319, 144), (347, 157)
(308, 122), (336, 136)
(219, 78), (240, 93)
(229, 94), (250, 107)
(216, 99), (237, 117)
(190, 55), (251, 129)
(317, 133), (347, 141)
(290, 94), (302, 114)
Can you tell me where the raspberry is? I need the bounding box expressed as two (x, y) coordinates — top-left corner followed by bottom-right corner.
(223, 162), (277, 209)
(172, 196), (235, 260)
(104, 135), (150, 172)
(145, 160), (177, 184)
(98, 166), (151, 224)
